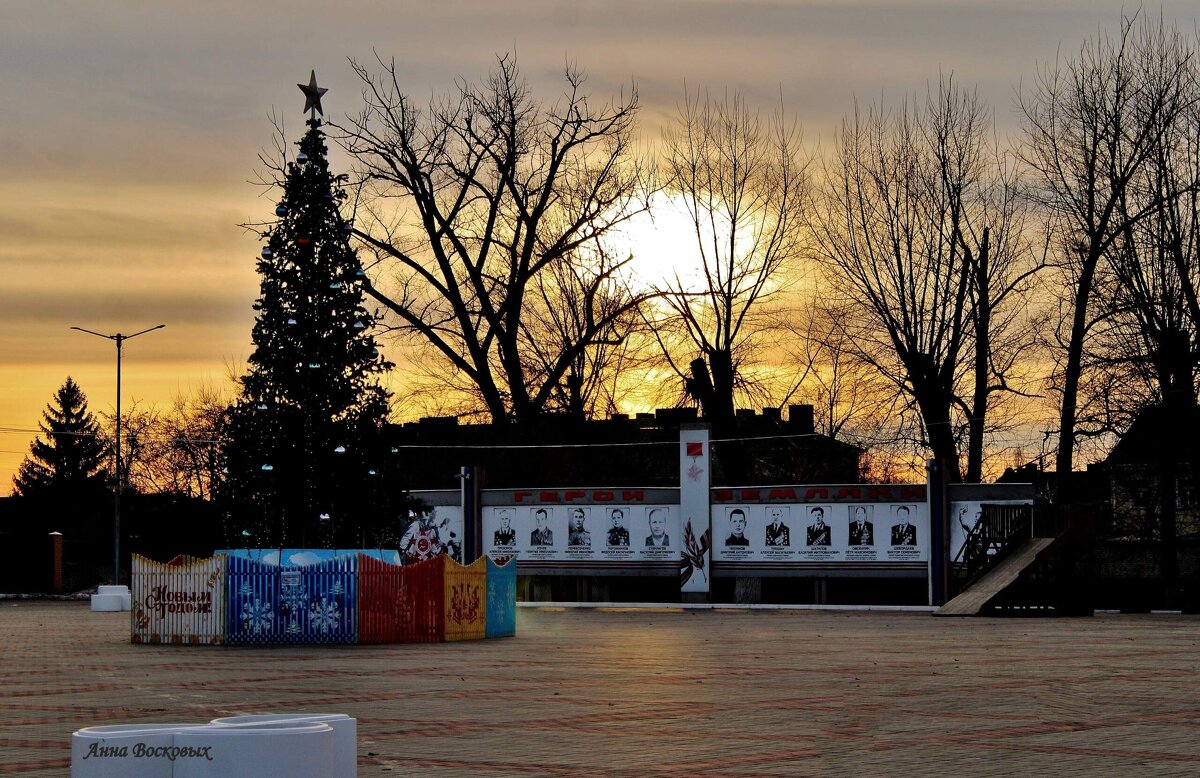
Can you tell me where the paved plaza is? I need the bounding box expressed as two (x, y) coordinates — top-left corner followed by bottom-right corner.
(0, 602), (1197, 776)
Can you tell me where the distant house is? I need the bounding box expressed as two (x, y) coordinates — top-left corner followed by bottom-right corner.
(385, 405), (862, 490)
(1103, 404), (1200, 541)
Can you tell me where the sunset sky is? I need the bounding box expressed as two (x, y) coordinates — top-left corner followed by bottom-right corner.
(2, 1), (1196, 492)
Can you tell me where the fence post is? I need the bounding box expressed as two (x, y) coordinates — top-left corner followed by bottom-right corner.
(927, 459), (949, 606)
(460, 465), (484, 563)
(49, 532), (63, 594)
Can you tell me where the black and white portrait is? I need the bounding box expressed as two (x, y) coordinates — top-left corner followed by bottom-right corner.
(725, 507), (750, 546)
(891, 505), (917, 546)
(607, 507), (630, 546)
(645, 507), (670, 546)
(493, 508), (516, 547)
(848, 505), (874, 546)
(806, 506), (832, 546)
(530, 507), (553, 546)
(568, 507), (591, 547)
(765, 505), (791, 547)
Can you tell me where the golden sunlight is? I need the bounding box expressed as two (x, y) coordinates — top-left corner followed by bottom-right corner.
(611, 193), (707, 291)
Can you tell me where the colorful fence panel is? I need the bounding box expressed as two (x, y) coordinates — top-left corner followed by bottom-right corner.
(132, 549), (510, 647)
(131, 554), (226, 645)
(358, 554), (448, 643)
(444, 557), (487, 642)
(358, 554), (405, 644)
(226, 556), (282, 645)
(285, 556), (357, 645)
(225, 556), (357, 645)
(485, 557), (517, 638)
(400, 555), (447, 643)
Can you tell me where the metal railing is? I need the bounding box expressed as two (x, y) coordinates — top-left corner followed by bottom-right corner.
(951, 504), (1034, 594)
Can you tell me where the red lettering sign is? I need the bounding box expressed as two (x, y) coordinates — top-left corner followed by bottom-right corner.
(621, 490), (644, 502)
(513, 491), (532, 503)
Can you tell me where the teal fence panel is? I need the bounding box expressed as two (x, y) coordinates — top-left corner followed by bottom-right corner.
(485, 556), (517, 638)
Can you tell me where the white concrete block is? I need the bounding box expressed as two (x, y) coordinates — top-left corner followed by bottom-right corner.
(173, 723), (335, 778)
(72, 724), (204, 777)
(72, 714), (353, 778)
(91, 586), (131, 612)
(210, 714), (356, 778)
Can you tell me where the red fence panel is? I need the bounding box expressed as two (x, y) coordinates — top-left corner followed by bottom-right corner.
(399, 555), (446, 643)
(359, 554), (447, 643)
(358, 554), (403, 644)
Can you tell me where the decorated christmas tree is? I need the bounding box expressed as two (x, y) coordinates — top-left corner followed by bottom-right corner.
(222, 72), (404, 548)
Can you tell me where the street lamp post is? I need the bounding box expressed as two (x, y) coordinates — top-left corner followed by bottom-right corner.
(71, 324), (165, 584)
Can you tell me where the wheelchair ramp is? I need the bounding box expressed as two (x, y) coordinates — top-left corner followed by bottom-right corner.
(936, 537), (1056, 616)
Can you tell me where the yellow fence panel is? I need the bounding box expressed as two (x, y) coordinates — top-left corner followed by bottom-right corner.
(442, 557), (487, 641)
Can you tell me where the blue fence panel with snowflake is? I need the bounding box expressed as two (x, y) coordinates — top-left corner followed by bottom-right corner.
(486, 557), (517, 638)
(226, 556), (282, 645)
(225, 555), (357, 644)
(287, 556), (357, 644)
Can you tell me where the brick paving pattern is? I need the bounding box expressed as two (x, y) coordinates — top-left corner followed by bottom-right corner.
(0, 602), (1197, 776)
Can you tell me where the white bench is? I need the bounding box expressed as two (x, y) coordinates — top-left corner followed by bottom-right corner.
(71, 714), (355, 778)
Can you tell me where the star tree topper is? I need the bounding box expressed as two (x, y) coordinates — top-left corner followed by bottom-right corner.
(298, 70), (328, 120)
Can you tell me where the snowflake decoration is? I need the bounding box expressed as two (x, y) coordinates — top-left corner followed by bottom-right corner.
(309, 597), (341, 634)
(241, 598), (274, 635)
(239, 580), (253, 597)
(332, 580), (344, 596)
(279, 579), (309, 635)
(280, 579), (309, 614)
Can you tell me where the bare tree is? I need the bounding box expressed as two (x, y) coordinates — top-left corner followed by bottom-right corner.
(1103, 39), (1200, 410)
(338, 55), (651, 422)
(521, 237), (653, 417)
(656, 88), (809, 422)
(787, 297), (898, 440)
(1019, 12), (1196, 491)
(161, 384), (229, 500)
(97, 385), (230, 499)
(98, 402), (163, 495)
(810, 79), (1038, 481)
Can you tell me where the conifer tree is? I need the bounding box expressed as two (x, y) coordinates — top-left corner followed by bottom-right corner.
(222, 73), (401, 548)
(14, 377), (107, 497)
